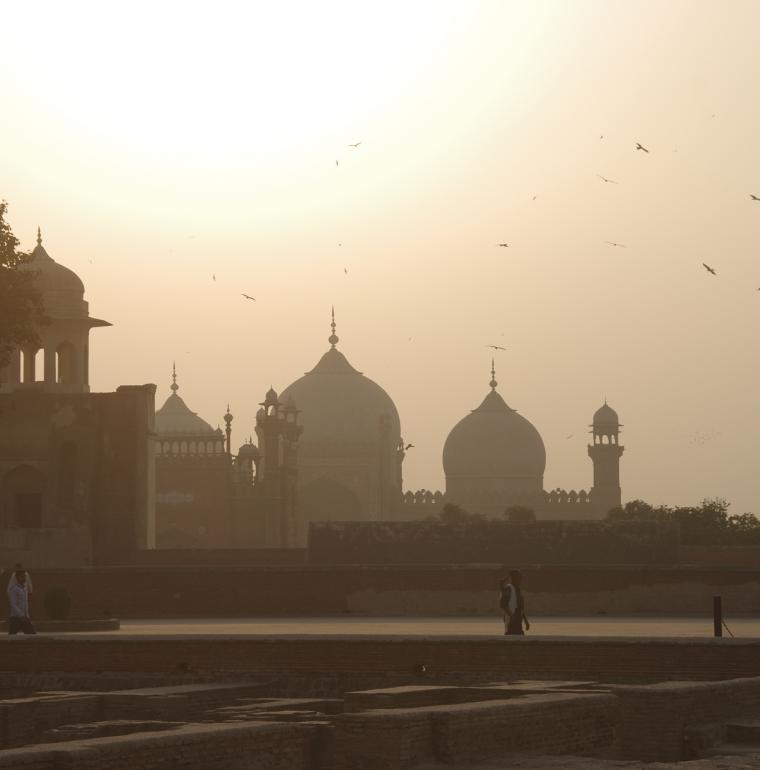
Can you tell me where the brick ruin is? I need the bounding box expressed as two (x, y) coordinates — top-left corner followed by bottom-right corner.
(2, 637), (760, 767)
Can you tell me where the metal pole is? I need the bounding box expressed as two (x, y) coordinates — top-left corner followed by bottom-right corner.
(713, 595), (722, 638)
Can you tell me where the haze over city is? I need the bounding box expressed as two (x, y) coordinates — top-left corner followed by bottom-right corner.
(3, 0), (759, 513)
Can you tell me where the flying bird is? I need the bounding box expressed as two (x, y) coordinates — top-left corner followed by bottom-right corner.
(348, 142), (362, 148)
(212, 274), (216, 281)
(605, 241), (626, 248)
(751, 194), (760, 201)
(532, 195), (537, 200)
(566, 434), (574, 439)
(702, 263), (716, 275)
(241, 293), (256, 301)
(344, 268), (348, 275)
(597, 175), (618, 184)
(335, 160), (339, 167)
(497, 243), (509, 248)
(404, 443), (415, 450)
(635, 142), (649, 153)
(486, 345), (507, 351)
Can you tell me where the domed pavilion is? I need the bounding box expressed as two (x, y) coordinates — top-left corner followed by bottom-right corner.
(2, 229), (110, 392)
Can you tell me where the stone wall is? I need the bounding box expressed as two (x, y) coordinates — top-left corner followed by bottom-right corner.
(3, 636), (760, 688)
(613, 675), (760, 761)
(0, 722), (316, 770)
(680, 545), (760, 568)
(10, 563), (760, 618)
(127, 548), (308, 566)
(0, 385), (155, 566)
(334, 692), (617, 769)
(308, 520), (680, 565)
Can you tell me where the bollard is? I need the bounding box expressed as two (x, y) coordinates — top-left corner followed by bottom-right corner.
(713, 595), (722, 637)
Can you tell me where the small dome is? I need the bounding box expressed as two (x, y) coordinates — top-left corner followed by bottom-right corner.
(155, 392), (216, 435)
(265, 387), (278, 403)
(593, 402), (620, 427)
(237, 442), (259, 458)
(21, 232), (95, 320)
(443, 389), (546, 480)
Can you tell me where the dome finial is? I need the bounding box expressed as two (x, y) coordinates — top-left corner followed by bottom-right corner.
(328, 305), (339, 348)
(171, 362), (179, 393)
(36, 226), (42, 246)
(489, 358), (498, 390)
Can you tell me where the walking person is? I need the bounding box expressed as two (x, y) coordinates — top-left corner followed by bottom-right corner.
(7, 567), (36, 635)
(499, 569), (530, 636)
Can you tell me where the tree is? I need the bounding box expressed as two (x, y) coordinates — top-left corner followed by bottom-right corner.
(0, 201), (47, 369)
(504, 505), (536, 522)
(606, 497), (760, 546)
(438, 503), (484, 524)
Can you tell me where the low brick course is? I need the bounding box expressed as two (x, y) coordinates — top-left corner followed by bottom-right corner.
(0, 721), (316, 770)
(334, 692), (618, 769)
(613, 676), (760, 761)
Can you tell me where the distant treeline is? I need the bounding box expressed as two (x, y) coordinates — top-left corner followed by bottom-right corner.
(607, 499), (760, 546)
(435, 499), (760, 546)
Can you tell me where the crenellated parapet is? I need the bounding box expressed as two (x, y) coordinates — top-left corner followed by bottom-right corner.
(542, 488), (593, 507)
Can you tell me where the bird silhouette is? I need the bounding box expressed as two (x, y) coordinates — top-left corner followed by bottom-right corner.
(348, 142), (361, 148)
(635, 142), (649, 153)
(344, 268), (348, 275)
(751, 194), (760, 201)
(241, 293), (256, 301)
(605, 241), (626, 248)
(566, 434), (573, 439)
(486, 345), (507, 351)
(405, 443), (415, 450)
(212, 274), (216, 281)
(597, 175), (618, 184)
(497, 243), (509, 247)
(702, 263), (716, 276)
(335, 160), (338, 167)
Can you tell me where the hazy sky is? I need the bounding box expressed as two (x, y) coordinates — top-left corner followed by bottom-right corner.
(3, 1), (759, 513)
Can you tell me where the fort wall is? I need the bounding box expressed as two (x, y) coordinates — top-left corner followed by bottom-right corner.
(2, 636), (760, 687)
(16, 563), (760, 618)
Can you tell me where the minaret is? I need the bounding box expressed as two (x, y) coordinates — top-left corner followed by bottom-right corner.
(587, 400), (624, 516)
(223, 404), (233, 455)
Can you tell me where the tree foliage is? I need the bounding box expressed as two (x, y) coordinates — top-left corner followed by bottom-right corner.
(0, 201), (47, 369)
(607, 498), (760, 545)
(438, 503), (484, 524)
(504, 505), (536, 522)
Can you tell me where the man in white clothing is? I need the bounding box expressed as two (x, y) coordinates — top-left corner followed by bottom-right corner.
(7, 569), (36, 635)
(7, 563), (33, 597)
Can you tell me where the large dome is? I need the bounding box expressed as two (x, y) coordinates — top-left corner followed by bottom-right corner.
(443, 388), (546, 480)
(279, 346), (400, 451)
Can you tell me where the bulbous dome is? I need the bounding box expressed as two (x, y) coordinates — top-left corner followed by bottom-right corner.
(22, 233), (90, 319)
(237, 442), (259, 459)
(443, 388), (546, 480)
(279, 346), (400, 450)
(593, 402), (620, 427)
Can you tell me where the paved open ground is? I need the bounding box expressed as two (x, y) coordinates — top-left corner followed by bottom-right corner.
(83, 615), (760, 637)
